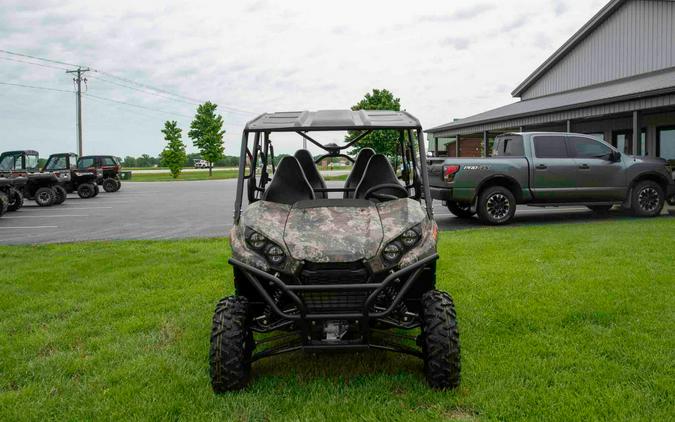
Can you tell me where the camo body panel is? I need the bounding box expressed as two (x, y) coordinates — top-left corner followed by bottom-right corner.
(284, 205), (383, 262)
(239, 200), (291, 244)
(376, 198), (427, 242)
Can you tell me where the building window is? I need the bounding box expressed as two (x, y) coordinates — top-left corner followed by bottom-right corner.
(657, 126), (675, 163)
(612, 129), (647, 155)
(585, 133), (605, 142)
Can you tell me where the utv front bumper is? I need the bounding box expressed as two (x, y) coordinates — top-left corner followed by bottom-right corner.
(228, 253), (438, 356)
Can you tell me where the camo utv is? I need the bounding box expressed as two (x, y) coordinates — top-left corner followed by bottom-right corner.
(210, 110), (460, 391)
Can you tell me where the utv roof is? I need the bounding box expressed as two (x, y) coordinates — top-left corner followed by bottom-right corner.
(245, 110), (421, 132)
(1, 150), (39, 155)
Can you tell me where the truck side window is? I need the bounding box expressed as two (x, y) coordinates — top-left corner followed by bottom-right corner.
(567, 136), (612, 159)
(493, 136), (524, 157)
(533, 136), (568, 158)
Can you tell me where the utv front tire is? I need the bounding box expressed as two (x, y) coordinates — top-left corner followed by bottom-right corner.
(7, 188), (23, 211)
(421, 290), (460, 390)
(53, 185), (67, 205)
(0, 192), (8, 216)
(447, 201), (475, 218)
(35, 187), (55, 206)
(477, 186), (516, 225)
(102, 178), (118, 192)
(77, 183), (96, 199)
(210, 296), (253, 392)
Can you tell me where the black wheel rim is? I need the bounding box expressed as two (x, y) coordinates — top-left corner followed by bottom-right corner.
(486, 193), (510, 220)
(638, 187), (659, 212)
(38, 192), (51, 203)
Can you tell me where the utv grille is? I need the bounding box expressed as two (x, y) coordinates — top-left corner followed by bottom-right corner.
(299, 261), (370, 313)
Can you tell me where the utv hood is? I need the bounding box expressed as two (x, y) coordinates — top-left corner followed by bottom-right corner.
(284, 199), (383, 262)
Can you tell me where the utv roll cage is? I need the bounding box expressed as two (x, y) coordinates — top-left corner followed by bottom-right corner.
(233, 110), (434, 221)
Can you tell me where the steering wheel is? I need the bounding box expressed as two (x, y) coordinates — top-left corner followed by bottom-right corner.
(363, 183), (409, 201)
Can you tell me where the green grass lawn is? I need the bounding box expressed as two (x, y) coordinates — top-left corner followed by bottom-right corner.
(127, 169), (240, 182)
(1, 219), (673, 420)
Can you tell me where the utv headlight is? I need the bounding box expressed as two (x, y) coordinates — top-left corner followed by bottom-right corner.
(265, 244), (285, 265)
(382, 241), (403, 262)
(400, 228), (420, 248)
(247, 231), (267, 249)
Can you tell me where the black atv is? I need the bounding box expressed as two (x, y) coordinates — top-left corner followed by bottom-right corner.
(77, 155), (122, 192)
(43, 153), (100, 199)
(0, 150), (65, 207)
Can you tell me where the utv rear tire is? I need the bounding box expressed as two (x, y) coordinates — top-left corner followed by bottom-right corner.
(587, 205), (612, 214)
(477, 186), (516, 225)
(113, 179), (121, 192)
(631, 180), (664, 217)
(209, 296), (253, 392)
(35, 187), (55, 206)
(7, 188), (23, 212)
(446, 201), (475, 218)
(0, 192), (8, 216)
(53, 185), (67, 205)
(102, 178), (118, 192)
(77, 183), (96, 199)
(421, 290), (460, 389)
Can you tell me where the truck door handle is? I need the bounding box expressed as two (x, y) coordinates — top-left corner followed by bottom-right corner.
(535, 164), (547, 170)
(578, 164), (590, 169)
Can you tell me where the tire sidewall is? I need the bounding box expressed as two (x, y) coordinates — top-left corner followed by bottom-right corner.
(77, 183), (95, 199)
(102, 178), (117, 192)
(477, 186), (516, 225)
(35, 187), (55, 206)
(631, 181), (664, 217)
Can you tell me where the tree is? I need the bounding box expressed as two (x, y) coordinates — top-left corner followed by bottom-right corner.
(345, 89), (402, 158)
(188, 101), (225, 176)
(160, 120), (187, 179)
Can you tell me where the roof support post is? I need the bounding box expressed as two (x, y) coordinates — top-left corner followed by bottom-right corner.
(482, 131), (489, 157)
(434, 136), (439, 157)
(632, 111), (639, 155)
(566, 119), (571, 133)
(455, 135), (460, 157)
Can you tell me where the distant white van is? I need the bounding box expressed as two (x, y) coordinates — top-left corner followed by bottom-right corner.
(194, 159), (209, 169)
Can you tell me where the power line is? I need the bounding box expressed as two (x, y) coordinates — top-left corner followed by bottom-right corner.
(0, 81), (73, 93)
(0, 56), (70, 71)
(87, 74), (199, 106)
(0, 49), (257, 115)
(0, 49), (83, 68)
(83, 93), (193, 118)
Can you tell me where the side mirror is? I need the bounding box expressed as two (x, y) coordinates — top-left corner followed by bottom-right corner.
(609, 151), (621, 162)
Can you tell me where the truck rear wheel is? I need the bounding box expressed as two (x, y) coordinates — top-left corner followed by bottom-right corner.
(420, 290), (461, 389)
(477, 186), (516, 225)
(35, 187), (55, 206)
(7, 188), (23, 211)
(631, 180), (664, 217)
(209, 296), (253, 392)
(53, 185), (67, 205)
(77, 183), (96, 199)
(446, 201), (475, 218)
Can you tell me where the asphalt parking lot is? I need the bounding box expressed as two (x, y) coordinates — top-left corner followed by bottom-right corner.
(1, 179), (672, 245)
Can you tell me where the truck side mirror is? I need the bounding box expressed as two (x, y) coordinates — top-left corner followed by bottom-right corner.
(609, 151), (621, 162)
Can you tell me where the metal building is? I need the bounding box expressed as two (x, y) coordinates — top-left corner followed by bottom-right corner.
(427, 0), (675, 164)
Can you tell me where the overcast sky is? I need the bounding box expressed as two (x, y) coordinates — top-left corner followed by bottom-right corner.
(0, 0), (608, 158)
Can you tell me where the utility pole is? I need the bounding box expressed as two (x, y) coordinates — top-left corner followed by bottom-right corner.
(66, 67), (89, 156)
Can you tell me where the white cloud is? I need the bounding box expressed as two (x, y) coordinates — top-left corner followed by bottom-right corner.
(0, 0), (604, 157)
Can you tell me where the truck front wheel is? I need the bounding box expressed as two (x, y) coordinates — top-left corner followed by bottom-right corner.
(446, 201), (475, 218)
(477, 186), (516, 225)
(631, 180), (664, 217)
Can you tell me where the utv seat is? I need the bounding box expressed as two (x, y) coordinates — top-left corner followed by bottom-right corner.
(262, 156), (315, 205)
(294, 149), (327, 199)
(354, 154), (408, 201)
(343, 148), (375, 198)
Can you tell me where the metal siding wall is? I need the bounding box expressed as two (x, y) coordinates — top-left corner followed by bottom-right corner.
(432, 94), (675, 137)
(522, 0), (675, 99)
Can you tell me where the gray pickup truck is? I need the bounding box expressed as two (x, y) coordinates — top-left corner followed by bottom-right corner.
(428, 132), (675, 225)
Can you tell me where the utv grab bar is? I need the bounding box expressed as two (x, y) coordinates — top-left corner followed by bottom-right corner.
(228, 253), (439, 321)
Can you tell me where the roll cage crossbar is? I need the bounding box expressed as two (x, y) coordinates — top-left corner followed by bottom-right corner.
(233, 125), (434, 222)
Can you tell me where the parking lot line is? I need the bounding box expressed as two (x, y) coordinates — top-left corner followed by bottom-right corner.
(0, 225), (58, 229)
(20, 206), (113, 211)
(2, 214), (89, 218)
